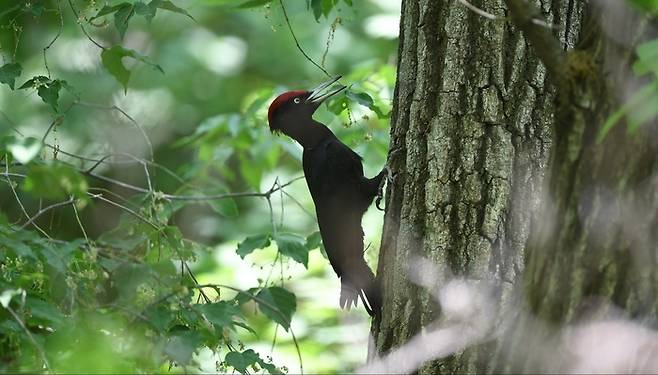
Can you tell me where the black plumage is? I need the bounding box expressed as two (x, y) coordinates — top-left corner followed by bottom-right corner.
(268, 77), (387, 316)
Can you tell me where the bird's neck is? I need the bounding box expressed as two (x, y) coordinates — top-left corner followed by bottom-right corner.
(288, 120), (333, 149)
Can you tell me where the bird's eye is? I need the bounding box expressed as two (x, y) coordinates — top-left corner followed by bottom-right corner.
(293, 97), (301, 104)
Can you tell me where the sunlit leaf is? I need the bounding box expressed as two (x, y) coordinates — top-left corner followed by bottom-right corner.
(0, 289), (22, 308)
(255, 286), (296, 331)
(164, 331), (201, 365)
(22, 163), (88, 200)
(275, 232), (309, 267)
(236, 234), (271, 258)
(4, 136), (42, 164)
(598, 82), (658, 143)
(633, 38), (658, 76)
(199, 301), (240, 328)
(101, 46), (164, 93)
(346, 90), (388, 118)
(305, 231), (322, 250)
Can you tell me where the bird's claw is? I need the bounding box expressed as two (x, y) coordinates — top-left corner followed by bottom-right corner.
(375, 165), (393, 211)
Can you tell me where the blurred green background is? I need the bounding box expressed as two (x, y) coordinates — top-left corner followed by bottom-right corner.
(0, 0), (399, 373)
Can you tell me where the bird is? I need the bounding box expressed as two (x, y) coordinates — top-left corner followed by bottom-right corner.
(267, 76), (389, 317)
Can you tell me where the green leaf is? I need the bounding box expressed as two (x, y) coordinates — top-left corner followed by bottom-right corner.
(275, 232), (309, 267)
(207, 195), (239, 218)
(134, 1), (157, 21)
(26, 297), (64, 328)
(346, 90), (387, 118)
(199, 301), (240, 328)
(114, 4), (135, 39)
(311, 0), (323, 20)
(22, 163), (88, 200)
(633, 38), (658, 76)
(225, 349), (281, 374)
(19, 76), (69, 110)
(237, 0), (273, 8)
(101, 46), (164, 93)
(0, 63), (22, 90)
(144, 305), (174, 331)
(91, 3), (131, 20)
(4, 135), (42, 164)
(255, 286), (296, 330)
(150, 0), (194, 19)
(38, 80), (62, 110)
(225, 350), (260, 374)
(40, 240), (83, 273)
(305, 231), (322, 250)
(239, 155), (262, 189)
(321, 0), (337, 17)
(236, 234), (271, 258)
(598, 82), (658, 143)
(164, 331), (201, 365)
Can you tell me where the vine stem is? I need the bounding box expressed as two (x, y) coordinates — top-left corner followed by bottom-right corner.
(278, 0), (331, 78)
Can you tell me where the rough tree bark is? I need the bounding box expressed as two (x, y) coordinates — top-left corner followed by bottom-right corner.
(372, 0), (657, 373)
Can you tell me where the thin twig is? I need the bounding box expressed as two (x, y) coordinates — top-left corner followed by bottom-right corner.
(19, 198), (76, 230)
(41, 115), (65, 144)
(278, 0), (331, 78)
(43, 0), (64, 78)
(5, 305), (52, 373)
(3, 160), (51, 237)
(71, 198), (90, 243)
(458, 0), (496, 20)
(457, 0), (555, 28)
(164, 176), (304, 201)
(281, 190), (314, 219)
(89, 192), (159, 229)
(502, 0), (568, 90)
(74, 101), (154, 161)
(67, 0), (106, 50)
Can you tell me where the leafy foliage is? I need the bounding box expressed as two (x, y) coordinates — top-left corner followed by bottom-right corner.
(101, 46), (163, 93)
(599, 37), (658, 142)
(0, 62), (21, 90)
(0, 0), (394, 373)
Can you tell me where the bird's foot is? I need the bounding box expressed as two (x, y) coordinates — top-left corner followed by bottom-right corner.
(375, 165), (393, 211)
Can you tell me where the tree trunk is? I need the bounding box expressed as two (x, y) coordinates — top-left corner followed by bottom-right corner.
(372, 0), (657, 373)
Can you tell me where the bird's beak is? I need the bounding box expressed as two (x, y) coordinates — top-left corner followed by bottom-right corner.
(306, 76), (346, 104)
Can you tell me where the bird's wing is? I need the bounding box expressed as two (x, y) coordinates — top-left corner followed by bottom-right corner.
(309, 138), (379, 313)
(313, 139), (368, 272)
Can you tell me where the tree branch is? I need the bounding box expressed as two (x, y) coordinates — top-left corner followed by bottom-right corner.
(503, 0), (569, 92)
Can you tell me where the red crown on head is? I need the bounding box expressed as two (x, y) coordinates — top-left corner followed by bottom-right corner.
(268, 90), (307, 125)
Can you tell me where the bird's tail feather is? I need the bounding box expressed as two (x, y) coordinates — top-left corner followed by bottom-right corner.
(339, 261), (381, 317)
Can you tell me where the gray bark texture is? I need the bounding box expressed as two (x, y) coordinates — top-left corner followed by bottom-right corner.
(372, 0), (658, 373)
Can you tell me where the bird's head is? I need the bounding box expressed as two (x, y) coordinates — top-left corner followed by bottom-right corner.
(268, 76), (346, 135)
